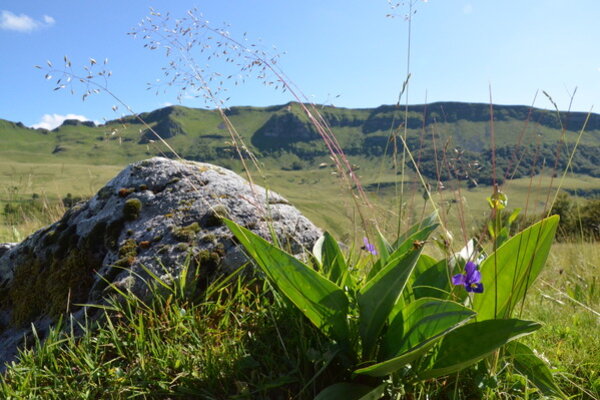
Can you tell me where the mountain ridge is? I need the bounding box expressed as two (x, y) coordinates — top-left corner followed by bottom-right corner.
(2, 101), (600, 185)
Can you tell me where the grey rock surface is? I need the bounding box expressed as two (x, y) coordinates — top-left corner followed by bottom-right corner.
(0, 157), (321, 368)
(0, 243), (17, 259)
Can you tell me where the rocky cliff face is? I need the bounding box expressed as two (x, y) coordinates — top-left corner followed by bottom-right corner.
(0, 157), (321, 367)
(251, 110), (320, 150)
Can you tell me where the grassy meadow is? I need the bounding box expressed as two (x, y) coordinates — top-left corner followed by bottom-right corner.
(1, 4), (600, 397)
(4, 153), (600, 239)
(1, 152), (599, 398)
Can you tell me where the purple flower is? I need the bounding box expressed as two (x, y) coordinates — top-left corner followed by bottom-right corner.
(452, 261), (484, 293)
(363, 237), (378, 256)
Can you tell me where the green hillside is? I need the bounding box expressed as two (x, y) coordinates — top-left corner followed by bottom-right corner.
(3, 101), (600, 236)
(3, 101), (599, 168)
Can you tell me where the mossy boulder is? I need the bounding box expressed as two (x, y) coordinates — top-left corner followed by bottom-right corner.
(0, 157), (321, 367)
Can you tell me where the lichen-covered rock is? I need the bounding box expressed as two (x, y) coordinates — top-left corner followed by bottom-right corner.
(0, 157), (321, 367)
(0, 243), (17, 259)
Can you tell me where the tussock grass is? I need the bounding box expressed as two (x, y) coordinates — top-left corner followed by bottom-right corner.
(0, 274), (337, 399)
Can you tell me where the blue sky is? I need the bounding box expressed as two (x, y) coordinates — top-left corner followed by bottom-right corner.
(1, 1), (599, 129)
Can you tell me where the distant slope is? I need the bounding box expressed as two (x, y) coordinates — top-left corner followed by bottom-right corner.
(2, 102), (600, 184)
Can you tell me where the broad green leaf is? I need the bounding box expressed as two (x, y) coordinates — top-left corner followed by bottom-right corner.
(374, 229), (391, 266)
(473, 216), (559, 320)
(394, 254), (438, 321)
(323, 232), (354, 288)
(505, 342), (566, 399)
(358, 248), (423, 358)
(313, 234), (325, 265)
(401, 255), (449, 306)
(367, 224), (438, 281)
(419, 319), (541, 379)
(395, 211), (439, 246)
(314, 232), (353, 289)
(411, 254), (438, 282)
(412, 259), (451, 300)
(225, 220), (350, 344)
(355, 299), (475, 377)
(367, 216), (438, 280)
(314, 383), (386, 400)
(384, 298), (476, 358)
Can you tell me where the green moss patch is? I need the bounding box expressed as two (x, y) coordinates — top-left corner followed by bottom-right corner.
(6, 217), (126, 328)
(171, 222), (201, 242)
(204, 205), (229, 227)
(114, 238), (138, 268)
(9, 241), (104, 326)
(97, 186), (113, 200)
(123, 198), (142, 221)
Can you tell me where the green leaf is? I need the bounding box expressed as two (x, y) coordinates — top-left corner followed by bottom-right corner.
(314, 383), (386, 400)
(419, 319), (541, 379)
(358, 248), (423, 358)
(395, 211), (439, 246)
(394, 254), (439, 317)
(314, 232), (354, 289)
(403, 253), (437, 294)
(225, 220), (350, 344)
(374, 229), (391, 266)
(384, 298), (476, 358)
(473, 215), (559, 320)
(412, 258), (451, 300)
(505, 342), (566, 399)
(367, 215), (438, 280)
(507, 208), (522, 225)
(355, 299), (475, 377)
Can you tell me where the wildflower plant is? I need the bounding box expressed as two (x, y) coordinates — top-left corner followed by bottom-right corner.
(225, 209), (565, 399)
(452, 261), (484, 293)
(362, 237), (378, 256)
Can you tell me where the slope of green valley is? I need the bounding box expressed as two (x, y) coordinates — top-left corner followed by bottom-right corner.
(2, 101), (600, 236)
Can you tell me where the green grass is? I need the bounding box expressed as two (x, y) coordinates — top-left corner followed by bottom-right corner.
(522, 242), (600, 398)
(2, 104), (600, 398)
(1, 240), (597, 399)
(0, 273), (339, 399)
(2, 153), (600, 242)
(0, 169), (598, 398)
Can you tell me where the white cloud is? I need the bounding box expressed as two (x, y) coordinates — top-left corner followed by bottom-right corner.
(43, 15), (55, 25)
(161, 102), (173, 107)
(31, 114), (90, 130)
(0, 10), (55, 32)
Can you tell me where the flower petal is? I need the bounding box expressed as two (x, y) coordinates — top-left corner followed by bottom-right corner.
(469, 269), (482, 284)
(465, 261), (478, 277)
(363, 237), (377, 255)
(452, 274), (466, 286)
(471, 282), (484, 293)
